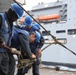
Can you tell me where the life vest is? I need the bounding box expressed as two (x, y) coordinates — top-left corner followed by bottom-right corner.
(0, 13), (13, 52)
(11, 27), (29, 49)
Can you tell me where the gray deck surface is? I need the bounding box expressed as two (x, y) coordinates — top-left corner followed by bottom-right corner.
(14, 67), (76, 75)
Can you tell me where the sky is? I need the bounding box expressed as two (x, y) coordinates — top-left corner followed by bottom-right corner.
(24, 0), (57, 10)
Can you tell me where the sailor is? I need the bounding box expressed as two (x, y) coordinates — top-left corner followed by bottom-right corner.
(0, 3), (24, 75)
(11, 27), (36, 59)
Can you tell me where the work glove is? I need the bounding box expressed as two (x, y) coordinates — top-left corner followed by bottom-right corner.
(10, 48), (21, 55)
(32, 53), (36, 59)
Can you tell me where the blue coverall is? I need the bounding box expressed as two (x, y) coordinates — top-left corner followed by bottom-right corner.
(11, 27), (33, 75)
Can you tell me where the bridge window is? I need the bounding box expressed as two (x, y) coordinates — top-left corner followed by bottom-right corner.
(42, 31), (50, 36)
(56, 30), (66, 33)
(68, 29), (76, 35)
